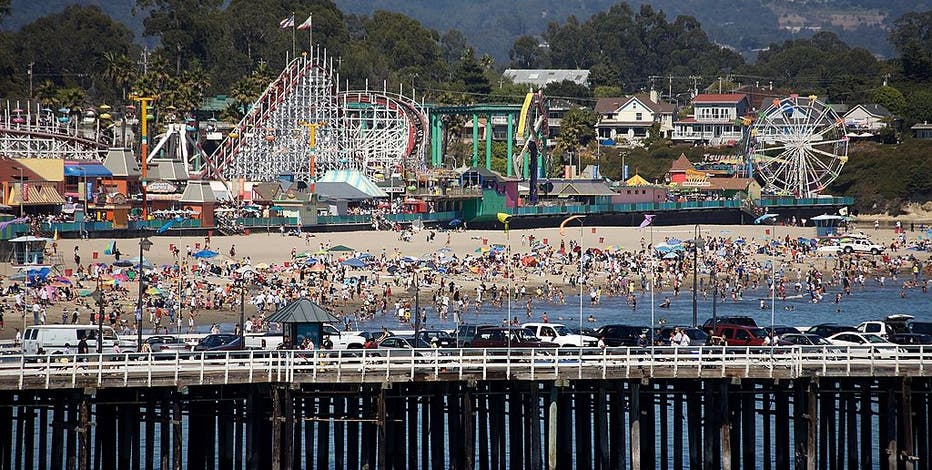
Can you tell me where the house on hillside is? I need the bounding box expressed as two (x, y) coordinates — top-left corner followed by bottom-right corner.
(673, 94), (749, 146)
(843, 104), (892, 137)
(595, 91), (676, 147)
(911, 122), (932, 140)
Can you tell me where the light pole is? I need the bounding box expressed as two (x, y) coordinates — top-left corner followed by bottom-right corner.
(577, 216), (586, 337)
(237, 277), (247, 338)
(93, 277), (105, 354)
(136, 236), (153, 351)
(691, 225), (703, 328)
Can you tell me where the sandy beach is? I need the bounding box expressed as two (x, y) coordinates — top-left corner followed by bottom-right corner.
(0, 223), (925, 341)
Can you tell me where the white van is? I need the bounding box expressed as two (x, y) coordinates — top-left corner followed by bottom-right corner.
(22, 325), (128, 355)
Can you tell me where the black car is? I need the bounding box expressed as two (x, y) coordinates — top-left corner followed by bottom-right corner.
(657, 326), (709, 346)
(805, 323), (857, 338)
(911, 322), (932, 336)
(888, 333), (932, 345)
(415, 330), (456, 348)
(193, 334), (245, 352)
(455, 324), (493, 348)
(764, 325), (800, 337)
(594, 324), (645, 347)
(701, 316), (758, 331)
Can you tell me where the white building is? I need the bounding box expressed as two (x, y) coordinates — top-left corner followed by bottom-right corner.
(594, 91), (676, 146)
(672, 94), (749, 146)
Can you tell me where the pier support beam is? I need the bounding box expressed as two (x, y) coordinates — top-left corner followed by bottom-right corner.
(631, 381), (642, 470)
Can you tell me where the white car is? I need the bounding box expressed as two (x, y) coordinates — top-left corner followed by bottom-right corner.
(522, 323), (599, 347)
(826, 332), (900, 357)
(838, 238), (885, 255)
(323, 324), (368, 349)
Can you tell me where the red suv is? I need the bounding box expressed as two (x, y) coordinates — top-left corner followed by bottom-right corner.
(468, 327), (558, 348)
(709, 325), (768, 346)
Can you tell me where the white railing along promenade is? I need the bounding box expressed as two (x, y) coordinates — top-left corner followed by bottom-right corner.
(3, 345), (931, 391)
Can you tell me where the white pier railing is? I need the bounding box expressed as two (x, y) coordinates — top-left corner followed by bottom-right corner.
(3, 345), (930, 390)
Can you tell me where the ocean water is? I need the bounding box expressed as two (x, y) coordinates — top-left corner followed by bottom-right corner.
(358, 282), (932, 332)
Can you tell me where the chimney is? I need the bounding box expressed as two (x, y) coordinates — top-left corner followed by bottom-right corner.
(649, 88), (659, 103)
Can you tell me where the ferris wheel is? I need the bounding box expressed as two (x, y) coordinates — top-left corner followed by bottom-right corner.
(747, 95), (848, 197)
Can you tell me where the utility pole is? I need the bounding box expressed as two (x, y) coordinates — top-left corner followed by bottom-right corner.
(27, 63), (33, 100)
(136, 236), (153, 351)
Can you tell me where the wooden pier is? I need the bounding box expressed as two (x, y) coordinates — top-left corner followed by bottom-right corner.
(0, 346), (928, 469)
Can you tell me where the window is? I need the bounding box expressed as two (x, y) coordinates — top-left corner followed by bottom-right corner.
(635, 112), (643, 121)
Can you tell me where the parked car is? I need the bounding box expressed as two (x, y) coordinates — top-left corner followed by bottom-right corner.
(825, 332), (899, 358)
(657, 326), (709, 346)
(193, 334), (245, 352)
(593, 324), (645, 347)
(805, 323), (857, 338)
(856, 314), (913, 339)
(523, 323), (599, 347)
(468, 327), (556, 348)
(910, 321), (932, 336)
(454, 324), (492, 348)
(322, 324), (368, 349)
(838, 238), (885, 255)
(764, 325), (800, 337)
(143, 335), (191, 354)
(414, 330), (456, 348)
(701, 316), (758, 331)
(887, 333), (932, 346)
(376, 336), (441, 357)
(708, 325), (768, 347)
(777, 333), (834, 347)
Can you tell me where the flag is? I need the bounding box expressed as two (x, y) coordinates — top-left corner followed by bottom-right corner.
(638, 214), (655, 229)
(279, 15), (295, 29)
(297, 14), (312, 30)
(104, 241), (115, 255)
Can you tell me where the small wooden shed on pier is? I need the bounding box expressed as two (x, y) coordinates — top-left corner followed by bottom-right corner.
(266, 297), (340, 349)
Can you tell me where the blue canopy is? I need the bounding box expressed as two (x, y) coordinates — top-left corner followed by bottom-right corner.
(192, 250), (219, 259)
(64, 164), (112, 177)
(341, 258), (366, 268)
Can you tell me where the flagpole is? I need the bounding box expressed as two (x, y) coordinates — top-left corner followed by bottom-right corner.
(291, 11), (296, 59)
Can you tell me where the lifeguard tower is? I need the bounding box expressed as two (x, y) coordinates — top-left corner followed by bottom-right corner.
(811, 214), (847, 237)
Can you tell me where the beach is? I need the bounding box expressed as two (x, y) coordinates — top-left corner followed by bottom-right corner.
(0, 223), (926, 341)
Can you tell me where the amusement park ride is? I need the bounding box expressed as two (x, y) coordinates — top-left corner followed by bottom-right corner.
(0, 49), (850, 200)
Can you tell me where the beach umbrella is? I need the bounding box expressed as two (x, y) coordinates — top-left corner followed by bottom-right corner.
(341, 258), (366, 268)
(328, 245), (354, 253)
(448, 219), (463, 227)
(113, 260), (133, 267)
(755, 213), (779, 224)
(295, 251), (311, 259)
(401, 256), (419, 263)
(146, 287), (163, 295)
(254, 263), (270, 270)
(112, 273), (129, 281)
(53, 276), (72, 284)
(78, 289), (92, 297)
(437, 247), (453, 254)
(667, 238), (682, 245)
(192, 249), (219, 259)
(308, 263), (325, 273)
(235, 265), (256, 274)
(655, 244), (672, 253)
(662, 252), (680, 260)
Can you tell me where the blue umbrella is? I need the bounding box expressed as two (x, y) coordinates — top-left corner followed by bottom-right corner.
(448, 219), (463, 227)
(341, 258), (366, 268)
(192, 249), (219, 259)
(754, 213), (779, 224)
(656, 245), (672, 254)
(667, 238), (682, 245)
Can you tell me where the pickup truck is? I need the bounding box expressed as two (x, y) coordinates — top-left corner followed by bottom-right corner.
(819, 238), (885, 255)
(522, 323), (599, 347)
(856, 314), (913, 339)
(322, 324), (368, 349)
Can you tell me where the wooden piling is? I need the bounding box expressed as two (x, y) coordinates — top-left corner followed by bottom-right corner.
(900, 378), (914, 470)
(218, 399), (234, 470)
(595, 386), (610, 470)
(547, 385), (557, 470)
(464, 387), (475, 470)
(345, 392), (360, 470)
(331, 392), (343, 470)
(703, 382), (715, 470)
(509, 388), (523, 470)
(610, 383), (625, 470)
(78, 394), (89, 470)
(720, 380), (732, 470)
(575, 386), (592, 468)
(742, 383), (755, 470)
(631, 381), (641, 470)
(674, 390), (685, 470)
(774, 383), (790, 470)
(316, 394), (331, 470)
(172, 398), (182, 470)
(687, 383), (702, 470)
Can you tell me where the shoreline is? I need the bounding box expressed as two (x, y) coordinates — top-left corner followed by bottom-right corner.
(0, 224), (926, 340)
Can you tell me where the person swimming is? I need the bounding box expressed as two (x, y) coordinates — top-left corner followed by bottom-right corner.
(659, 297), (671, 308)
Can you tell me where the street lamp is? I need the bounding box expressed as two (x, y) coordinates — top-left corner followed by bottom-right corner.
(691, 225), (704, 328)
(92, 278), (105, 354)
(136, 236), (153, 351)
